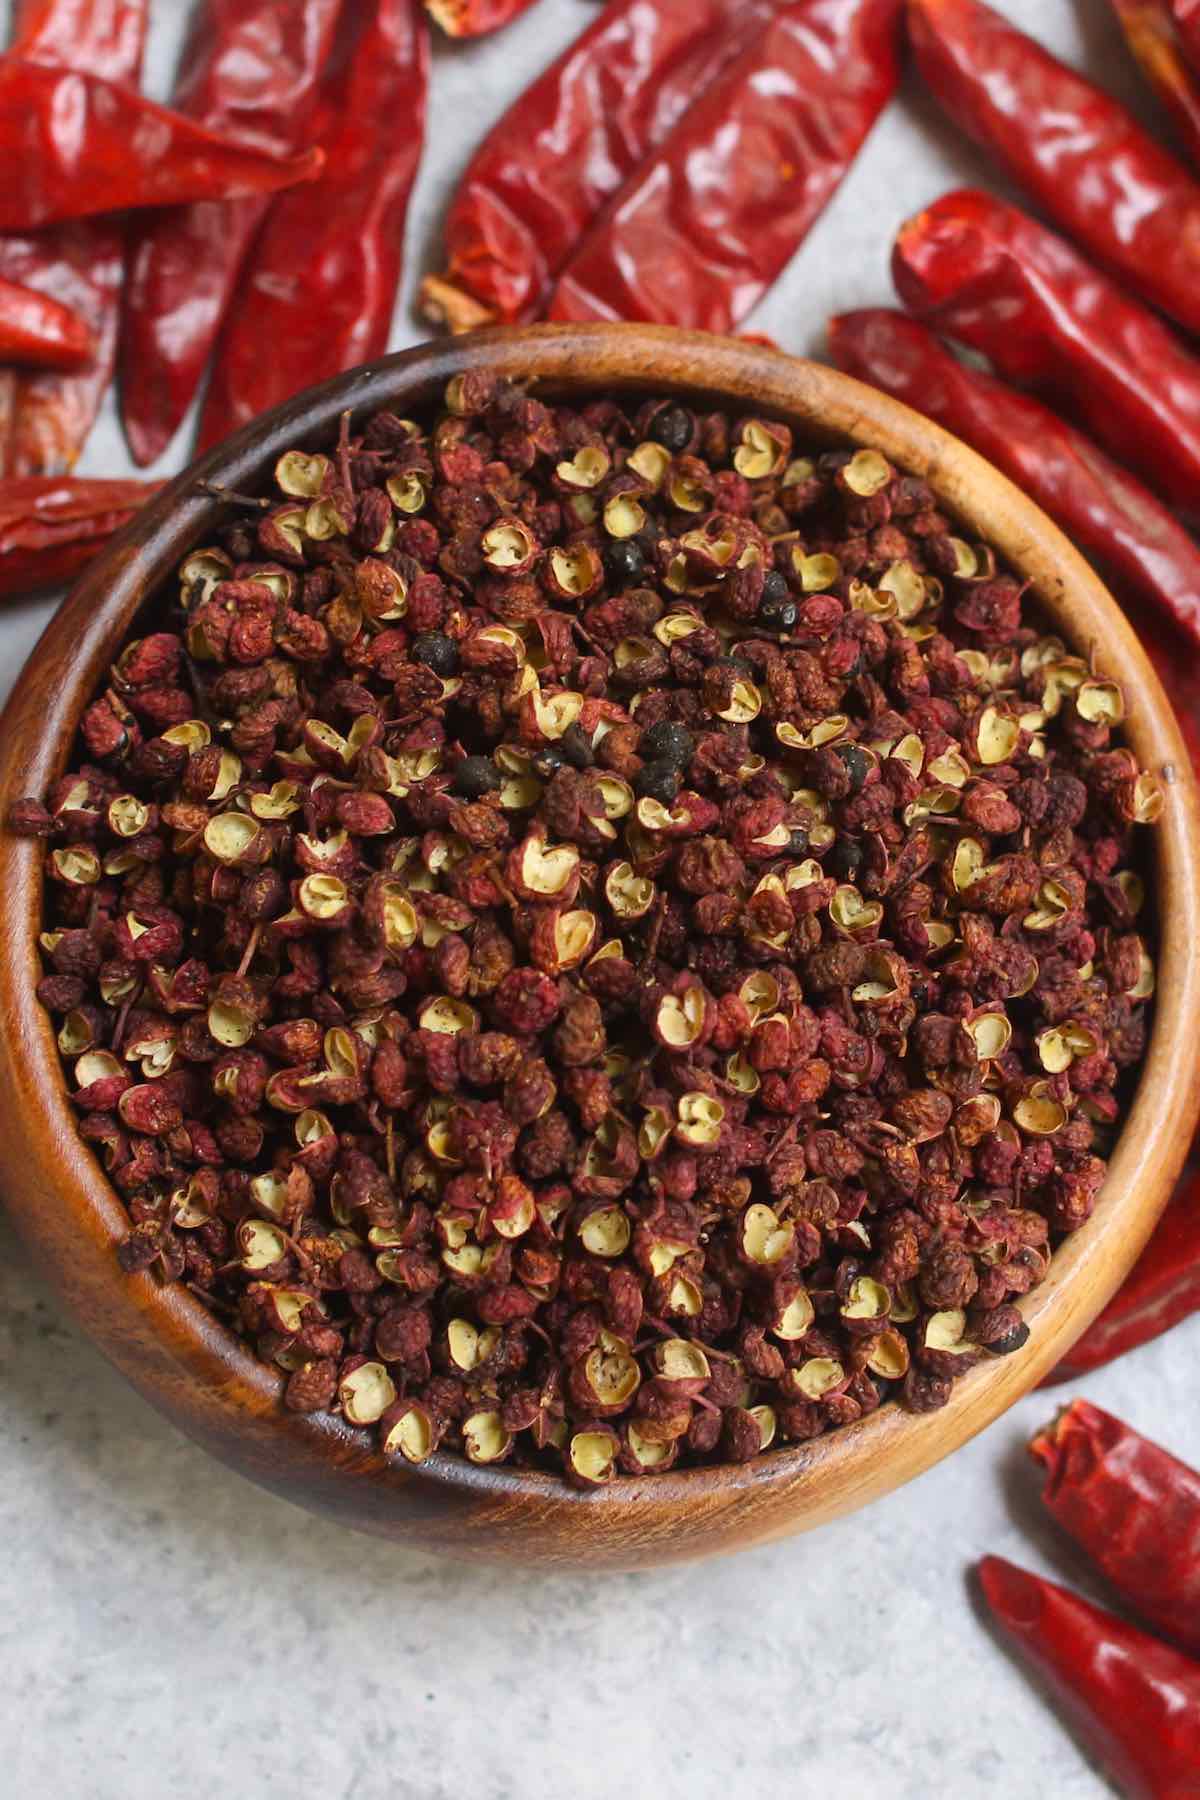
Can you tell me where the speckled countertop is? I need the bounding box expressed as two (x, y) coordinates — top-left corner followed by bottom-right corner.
(1, 3), (1196, 1794)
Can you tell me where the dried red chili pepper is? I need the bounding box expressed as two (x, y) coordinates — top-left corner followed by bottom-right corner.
(120, 0), (343, 469)
(827, 308), (1200, 649)
(420, 0), (775, 331)
(548, 0), (902, 332)
(892, 189), (1200, 522)
(1110, 0), (1200, 163)
(1030, 1400), (1200, 1658)
(1045, 1149), (1200, 1382)
(1173, 0), (1200, 68)
(0, 56), (324, 232)
(423, 0), (539, 36)
(909, 0), (1200, 338)
(0, 476), (158, 598)
(978, 1556), (1200, 1799)
(0, 0), (147, 477)
(0, 275), (92, 369)
(196, 0), (427, 454)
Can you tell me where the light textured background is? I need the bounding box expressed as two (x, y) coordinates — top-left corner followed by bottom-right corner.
(0, 3), (1194, 1796)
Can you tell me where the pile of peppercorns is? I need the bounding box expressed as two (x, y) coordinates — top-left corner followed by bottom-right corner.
(12, 374), (1161, 1484)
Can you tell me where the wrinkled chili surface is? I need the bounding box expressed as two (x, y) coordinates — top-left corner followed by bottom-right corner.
(15, 377), (1161, 1484)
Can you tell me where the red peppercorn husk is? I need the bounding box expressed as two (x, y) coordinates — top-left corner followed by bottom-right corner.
(0, 57), (324, 232)
(420, 0), (775, 330)
(0, 0), (147, 477)
(909, 0), (1200, 338)
(978, 1556), (1200, 1799)
(197, 0), (427, 453)
(1109, 0), (1200, 165)
(892, 188), (1200, 522)
(0, 275), (92, 370)
(827, 308), (1200, 649)
(1030, 1400), (1200, 1658)
(0, 476), (158, 598)
(120, 0), (344, 469)
(423, 0), (539, 36)
(548, 0), (902, 332)
(1044, 1149), (1200, 1383)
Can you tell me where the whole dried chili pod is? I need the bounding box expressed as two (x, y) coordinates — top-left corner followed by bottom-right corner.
(1030, 1400), (1200, 1659)
(908, 0), (1200, 338)
(423, 0), (539, 36)
(120, 0), (343, 468)
(0, 56), (324, 231)
(1109, 0), (1200, 164)
(197, 0), (427, 454)
(978, 1556), (1200, 1799)
(420, 0), (775, 331)
(0, 476), (158, 597)
(0, 275), (92, 369)
(0, 0), (147, 477)
(891, 188), (1200, 521)
(827, 308), (1200, 648)
(1044, 1151), (1200, 1383)
(548, 0), (902, 332)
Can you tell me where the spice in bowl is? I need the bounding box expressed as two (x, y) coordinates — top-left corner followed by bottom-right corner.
(10, 376), (1162, 1484)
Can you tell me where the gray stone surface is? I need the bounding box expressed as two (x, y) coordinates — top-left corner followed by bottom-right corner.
(0, 4), (1191, 1795)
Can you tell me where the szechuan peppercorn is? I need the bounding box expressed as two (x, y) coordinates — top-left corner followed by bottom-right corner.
(11, 375), (1162, 1485)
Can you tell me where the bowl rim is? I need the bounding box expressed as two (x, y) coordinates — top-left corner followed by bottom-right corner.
(2, 322), (1198, 1548)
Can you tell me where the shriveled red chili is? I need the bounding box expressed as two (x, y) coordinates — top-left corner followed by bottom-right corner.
(827, 309), (1200, 649)
(0, 55), (324, 232)
(548, 0), (902, 333)
(1044, 1147), (1200, 1382)
(0, 0), (147, 477)
(120, 0), (343, 469)
(421, 0), (775, 331)
(0, 274), (92, 370)
(197, 0), (427, 454)
(978, 1556), (1200, 1799)
(1109, 0), (1200, 164)
(909, 0), (1200, 338)
(0, 476), (158, 597)
(423, 0), (539, 36)
(891, 188), (1200, 522)
(1173, 0), (1200, 69)
(1030, 1400), (1200, 1658)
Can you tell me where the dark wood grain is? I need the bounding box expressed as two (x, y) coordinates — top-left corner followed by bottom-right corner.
(1, 323), (1197, 1568)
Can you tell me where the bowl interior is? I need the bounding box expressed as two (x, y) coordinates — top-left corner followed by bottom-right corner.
(1, 323), (1197, 1563)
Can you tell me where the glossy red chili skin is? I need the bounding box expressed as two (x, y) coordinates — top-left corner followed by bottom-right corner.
(120, 0), (343, 469)
(548, 0), (902, 332)
(197, 0), (428, 454)
(0, 276), (92, 370)
(0, 59), (323, 233)
(0, 1), (147, 478)
(1045, 1151), (1200, 1383)
(1030, 1400), (1200, 1659)
(423, 0), (775, 328)
(827, 309), (1200, 648)
(1174, 0), (1200, 70)
(909, 0), (1200, 337)
(978, 1556), (1200, 1800)
(1111, 0), (1200, 163)
(892, 188), (1200, 522)
(0, 475), (157, 597)
(424, 0), (539, 36)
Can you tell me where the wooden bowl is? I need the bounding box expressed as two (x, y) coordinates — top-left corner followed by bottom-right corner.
(2, 324), (1197, 1570)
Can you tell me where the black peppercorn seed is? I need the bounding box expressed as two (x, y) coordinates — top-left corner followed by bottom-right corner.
(989, 1322), (1032, 1357)
(634, 760), (682, 804)
(836, 743), (871, 794)
(788, 827), (810, 856)
(761, 569), (790, 605)
(604, 539), (645, 588)
(532, 745), (566, 779)
(760, 593), (799, 633)
(559, 723), (595, 769)
(410, 631), (458, 676)
(639, 720), (695, 767)
(649, 403), (692, 451)
(453, 755), (502, 798)
(829, 836), (863, 881)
